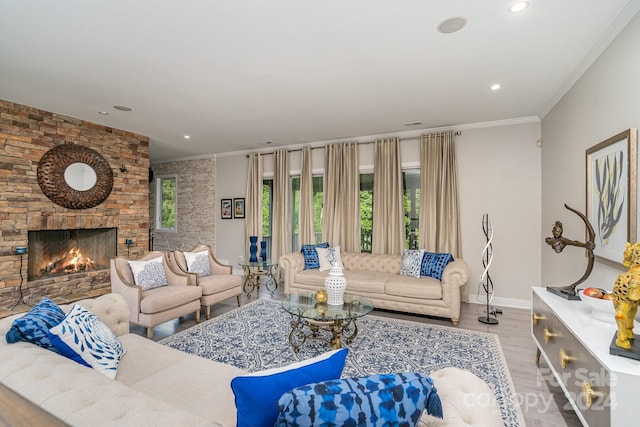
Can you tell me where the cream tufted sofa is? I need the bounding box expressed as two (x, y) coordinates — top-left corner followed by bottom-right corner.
(0, 293), (502, 427)
(279, 251), (469, 325)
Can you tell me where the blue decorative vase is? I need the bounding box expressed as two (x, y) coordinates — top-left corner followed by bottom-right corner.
(249, 236), (258, 262)
(260, 241), (267, 265)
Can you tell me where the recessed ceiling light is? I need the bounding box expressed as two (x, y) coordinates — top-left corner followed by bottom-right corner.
(491, 84), (501, 91)
(113, 105), (132, 112)
(184, 135), (191, 139)
(404, 122), (422, 126)
(98, 111), (109, 115)
(509, 1), (529, 13)
(265, 141), (273, 145)
(437, 17), (467, 34)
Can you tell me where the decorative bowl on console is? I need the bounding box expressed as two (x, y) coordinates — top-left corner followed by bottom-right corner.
(579, 289), (615, 323)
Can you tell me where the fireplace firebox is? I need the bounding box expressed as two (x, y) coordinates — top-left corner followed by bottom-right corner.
(27, 228), (117, 281)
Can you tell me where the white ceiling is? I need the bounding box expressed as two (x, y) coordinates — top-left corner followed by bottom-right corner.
(1, 1), (639, 162)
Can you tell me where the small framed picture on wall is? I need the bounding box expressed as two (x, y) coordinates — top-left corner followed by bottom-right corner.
(233, 198), (245, 219)
(221, 199), (232, 219)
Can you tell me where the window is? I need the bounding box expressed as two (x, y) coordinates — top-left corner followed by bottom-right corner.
(403, 170), (420, 249)
(262, 179), (273, 255)
(359, 170), (420, 252)
(291, 176), (323, 251)
(359, 173), (374, 253)
(287, 168), (420, 254)
(155, 175), (177, 231)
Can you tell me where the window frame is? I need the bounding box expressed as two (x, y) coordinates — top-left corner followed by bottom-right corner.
(359, 168), (421, 252)
(154, 174), (178, 232)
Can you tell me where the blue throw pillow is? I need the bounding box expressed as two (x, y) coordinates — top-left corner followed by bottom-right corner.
(420, 252), (454, 280)
(301, 242), (330, 270)
(49, 304), (126, 379)
(231, 348), (348, 427)
(275, 372), (443, 427)
(5, 298), (65, 351)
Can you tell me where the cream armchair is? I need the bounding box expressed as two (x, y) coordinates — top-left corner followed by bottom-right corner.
(110, 251), (202, 339)
(169, 245), (242, 320)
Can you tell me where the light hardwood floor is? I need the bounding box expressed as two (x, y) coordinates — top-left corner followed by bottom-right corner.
(133, 286), (582, 427)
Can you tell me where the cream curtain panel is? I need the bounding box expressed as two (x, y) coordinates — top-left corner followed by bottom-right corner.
(419, 131), (462, 257)
(298, 146), (315, 247)
(271, 149), (291, 261)
(419, 131), (464, 299)
(372, 138), (405, 255)
(322, 142), (361, 252)
(244, 153), (263, 260)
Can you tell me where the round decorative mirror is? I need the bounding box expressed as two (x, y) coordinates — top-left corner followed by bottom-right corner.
(64, 162), (98, 191)
(37, 143), (114, 209)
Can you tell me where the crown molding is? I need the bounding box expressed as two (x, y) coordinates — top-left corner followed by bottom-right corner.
(212, 116), (541, 160)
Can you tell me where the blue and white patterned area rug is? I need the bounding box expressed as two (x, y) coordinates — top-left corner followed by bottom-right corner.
(160, 298), (524, 426)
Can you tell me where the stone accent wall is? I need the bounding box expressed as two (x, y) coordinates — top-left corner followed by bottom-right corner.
(150, 158), (216, 251)
(0, 100), (150, 312)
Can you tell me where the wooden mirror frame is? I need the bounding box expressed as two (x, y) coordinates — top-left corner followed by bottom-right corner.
(37, 143), (114, 209)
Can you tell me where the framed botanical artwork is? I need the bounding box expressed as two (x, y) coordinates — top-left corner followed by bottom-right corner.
(586, 128), (637, 267)
(221, 198), (232, 219)
(233, 198), (245, 219)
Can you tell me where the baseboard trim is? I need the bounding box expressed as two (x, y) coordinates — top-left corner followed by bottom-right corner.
(467, 294), (530, 310)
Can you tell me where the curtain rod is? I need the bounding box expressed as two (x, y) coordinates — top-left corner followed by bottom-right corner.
(247, 131), (461, 157)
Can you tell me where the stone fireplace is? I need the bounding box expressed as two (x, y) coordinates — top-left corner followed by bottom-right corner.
(28, 228), (117, 281)
(0, 99), (151, 314)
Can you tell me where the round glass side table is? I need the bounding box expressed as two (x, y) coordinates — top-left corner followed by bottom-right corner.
(238, 260), (278, 298)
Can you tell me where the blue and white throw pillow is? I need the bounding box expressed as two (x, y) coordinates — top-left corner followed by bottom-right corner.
(183, 250), (211, 277)
(301, 242), (330, 270)
(275, 372), (443, 427)
(420, 252), (454, 280)
(316, 246), (344, 272)
(231, 348), (348, 427)
(5, 298), (65, 351)
(127, 256), (168, 290)
(400, 249), (425, 278)
(49, 304), (126, 379)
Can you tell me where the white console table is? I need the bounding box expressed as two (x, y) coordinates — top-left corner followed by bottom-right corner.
(531, 287), (639, 427)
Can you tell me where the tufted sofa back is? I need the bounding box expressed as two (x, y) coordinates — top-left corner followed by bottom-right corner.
(342, 252), (402, 274)
(0, 293), (130, 338)
(71, 293), (130, 337)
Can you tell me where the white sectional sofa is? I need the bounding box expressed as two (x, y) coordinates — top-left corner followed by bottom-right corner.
(0, 293), (242, 427)
(0, 293), (501, 427)
(279, 251), (470, 325)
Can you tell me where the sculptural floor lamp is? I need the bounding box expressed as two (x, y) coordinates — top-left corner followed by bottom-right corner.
(545, 204), (595, 300)
(478, 214), (498, 325)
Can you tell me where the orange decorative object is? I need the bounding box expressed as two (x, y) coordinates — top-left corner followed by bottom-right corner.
(613, 243), (640, 349)
(583, 287), (604, 298)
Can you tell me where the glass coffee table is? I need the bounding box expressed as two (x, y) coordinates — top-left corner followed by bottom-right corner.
(282, 292), (374, 352)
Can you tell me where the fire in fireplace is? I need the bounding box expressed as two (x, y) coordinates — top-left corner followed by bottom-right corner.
(27, 228), (117, 281)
